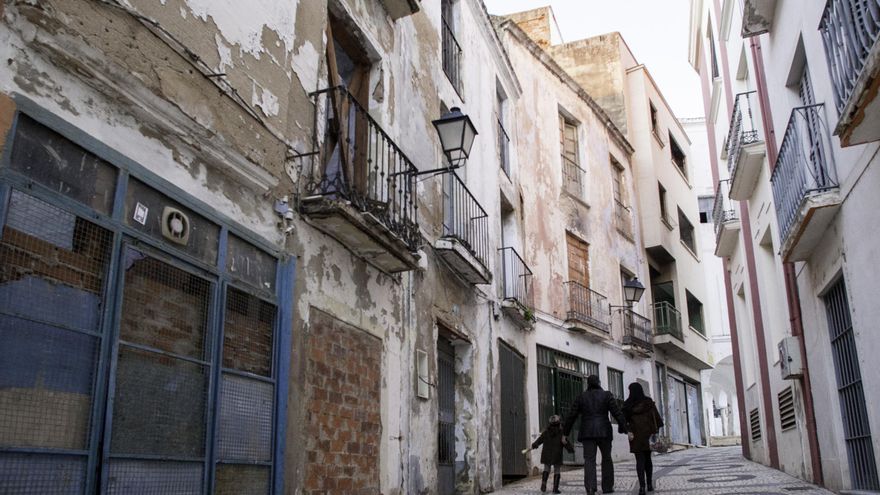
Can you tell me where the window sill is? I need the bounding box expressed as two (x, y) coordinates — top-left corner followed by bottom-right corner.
(563, 190), (590, 209)
(689, 326), (709, 341)
(661, 216), (674, 231)
(652, 129), (665, 148)
(680, 240), (700, 262)
(672, 161), (692, 189)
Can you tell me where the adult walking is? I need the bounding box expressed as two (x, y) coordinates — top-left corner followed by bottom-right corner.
(623, 382), (664, 495)
(563, 375), (627, 495)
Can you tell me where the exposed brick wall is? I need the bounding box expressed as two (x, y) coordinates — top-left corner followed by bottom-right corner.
(0, 92), (13, 154)
(303, 310), (382, 495)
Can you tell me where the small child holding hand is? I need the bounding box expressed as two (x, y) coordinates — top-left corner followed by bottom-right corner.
(522, 414), (574, 493)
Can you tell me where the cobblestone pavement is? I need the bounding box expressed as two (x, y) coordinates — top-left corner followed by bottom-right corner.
(496, 446), (834, 494)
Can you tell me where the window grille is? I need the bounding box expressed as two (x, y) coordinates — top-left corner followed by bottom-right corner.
(607, 368), (624, 400)
(778, 387), (796, 431)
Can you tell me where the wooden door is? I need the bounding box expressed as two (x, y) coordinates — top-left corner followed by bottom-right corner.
(567, 234), (590, 288)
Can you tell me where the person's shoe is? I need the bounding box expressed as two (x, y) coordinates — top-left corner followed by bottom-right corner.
(540, 471), (549, 492)
(638, 487), (646, 495)
(586, 490), (595, 495)
(552, 474), (561, 494)
(646, 479), (654, 492)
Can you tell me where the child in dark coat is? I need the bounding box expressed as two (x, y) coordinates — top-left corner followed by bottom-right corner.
(524, 415), (574, 493)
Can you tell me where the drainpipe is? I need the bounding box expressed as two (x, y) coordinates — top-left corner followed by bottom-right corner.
(697, 28), (751, 460)
(750, 35), (824, 486)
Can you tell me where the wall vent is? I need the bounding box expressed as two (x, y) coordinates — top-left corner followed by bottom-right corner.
(778, 387), (797, 431)
(161, 207), (191, 245)
(750, 408), (762, 442)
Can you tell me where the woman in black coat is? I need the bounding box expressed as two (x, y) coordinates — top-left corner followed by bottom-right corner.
(623, 383), (664, 495)
(528, 415), (574, 493)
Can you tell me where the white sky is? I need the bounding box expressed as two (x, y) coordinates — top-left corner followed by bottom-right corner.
(483, 0), (703, 119)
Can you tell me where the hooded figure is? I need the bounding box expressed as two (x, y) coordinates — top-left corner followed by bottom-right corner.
(529, 414), (574, 493)
(623, 382), (664, 494)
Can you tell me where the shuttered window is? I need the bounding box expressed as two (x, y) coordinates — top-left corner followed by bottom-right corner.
(778, 387), (796, 431)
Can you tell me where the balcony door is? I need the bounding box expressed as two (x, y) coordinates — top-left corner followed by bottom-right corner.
(566, 234), (590, 289)
(798, 67), (830, 188)
(324, 19), (372, 199)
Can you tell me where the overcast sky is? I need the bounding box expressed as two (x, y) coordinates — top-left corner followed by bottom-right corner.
(483, 0), (703, 119)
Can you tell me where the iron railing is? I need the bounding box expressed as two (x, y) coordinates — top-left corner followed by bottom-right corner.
(564, 282), (610, 332)
(820, 0), (880, 114)
(498, 118), (511, 177)
(442, 18), (462, 94)
(653, 301), (683, 341)
(562, 155), (585, 198)
(727, 91), (761, 178)
(614, 199), (634, 239)
(623, 309), (653, 352)
(499, 247), (533, 309)
(442, 172), (490, 271)
(307, 86), (420, 250)
(712, 179), (738, 237)
(770, 104), (839, 244)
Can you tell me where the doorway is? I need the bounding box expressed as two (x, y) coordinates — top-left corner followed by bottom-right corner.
(499, 341), (528, 478)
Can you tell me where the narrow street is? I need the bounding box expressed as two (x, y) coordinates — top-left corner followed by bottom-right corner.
(496, 447), (834, 494)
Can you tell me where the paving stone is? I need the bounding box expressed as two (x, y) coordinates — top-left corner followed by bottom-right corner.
(496, 446), (833, 494)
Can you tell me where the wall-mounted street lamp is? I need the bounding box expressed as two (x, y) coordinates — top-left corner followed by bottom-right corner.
(410, 107), (479, 177)
(610, 277), (646, 313)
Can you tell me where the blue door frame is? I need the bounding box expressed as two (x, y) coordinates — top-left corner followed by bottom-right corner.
(0, 99), (295, 494)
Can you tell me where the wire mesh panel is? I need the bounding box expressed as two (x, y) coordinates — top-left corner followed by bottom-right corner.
(0, 453), (87, 494)
(214, 464), (270, 495)
(109, 248), (212, 491)
(0, 189), (113, 493)
(222, 288), (274, 377)
(217, 375), (273, 462)
(106, 459), (203, 495)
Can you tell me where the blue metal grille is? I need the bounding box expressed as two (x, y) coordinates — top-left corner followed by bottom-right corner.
(105, 459), (203, 494)
(0, 453), (87, 494)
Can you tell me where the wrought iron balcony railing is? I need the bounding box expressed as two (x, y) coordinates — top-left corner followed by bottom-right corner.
(565, 282), (610, 332)
(499, 247), (533, 309)
(562, 155), (585, 198)
(726, 91), (761, 177)
(623, 309), (653, 351)
(712, 179), (738, 236)
(770, 104), (839, 244)
(442, 18), (462, 94)
(820, 0), (880, 115)
(652, 301), (683, 341)
(307, 86), (419, 250)
(614, 199), (634, 239)
(442, 172), (490, 271)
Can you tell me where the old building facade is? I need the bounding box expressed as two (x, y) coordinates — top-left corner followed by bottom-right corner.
(0, 0), (722, 493)
(689, 0), (880, 491)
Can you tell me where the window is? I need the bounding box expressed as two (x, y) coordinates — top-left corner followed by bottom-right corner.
(686, 290), (705, 335)
(0, 114), (288, 493)
(659, 183), (669, 224)
(679, 208), (696, 253)
(497, 85), (510, 176)
(698, 195), (714, 224)
(441, 0), (461, 93)
(559, 113), (583, 198)
(650, 102), (659, 132)
(608, 368), (625, 423)
(611, 157), (626, 206)
(670, 134), (687, 178)
(708, 21), (720, 79)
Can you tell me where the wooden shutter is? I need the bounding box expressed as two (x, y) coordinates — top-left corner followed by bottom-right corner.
(566, 233), (590, 288)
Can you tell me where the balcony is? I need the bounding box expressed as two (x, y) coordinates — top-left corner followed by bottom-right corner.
(771, 104), (841, 262)
(622, 309), (653, 358)
(712, 179), (740, 258)
(653, 302), (713, 370)
(442, 18), (462, 95)
(302, 86), (420, 273)
(741, 0), (777, 37)
(564, 282), (610, 340)
(727, 92), (765, 200)
(820, 0), (880, 146)
(614, 200), (635, 241)
(379, 0), (420, 20)
(435, 172), (491, 284)
(499, 247), (534, 329)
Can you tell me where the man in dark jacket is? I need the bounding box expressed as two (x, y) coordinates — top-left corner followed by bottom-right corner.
(563, 375), (627, 495)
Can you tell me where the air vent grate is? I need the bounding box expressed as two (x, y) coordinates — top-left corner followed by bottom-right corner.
(779, 387), (797, 431)
(750, 408), (762, 442)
